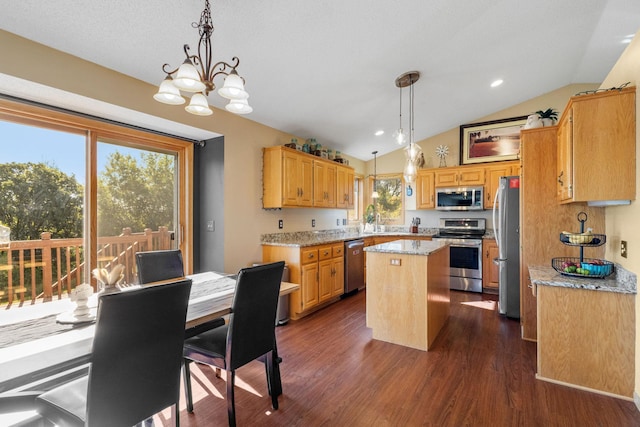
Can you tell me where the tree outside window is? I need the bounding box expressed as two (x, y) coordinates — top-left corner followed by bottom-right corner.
(373, 174), (404, 225)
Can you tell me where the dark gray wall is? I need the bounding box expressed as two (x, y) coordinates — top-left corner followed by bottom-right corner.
(193, 136), (224, 273)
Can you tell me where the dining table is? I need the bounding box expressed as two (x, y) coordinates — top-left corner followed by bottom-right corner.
(0, 271), (299, 395)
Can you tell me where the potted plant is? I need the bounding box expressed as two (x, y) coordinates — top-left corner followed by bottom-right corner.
(535, 108), (558, 126)
(363, 204), (375, 233)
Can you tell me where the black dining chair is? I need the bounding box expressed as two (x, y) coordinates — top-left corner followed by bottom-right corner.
(183, 261), (285, 427)
(35, 279), (193, 427)
(136, 249), (226, 338)
(136, 247), (227, 411)
(135, 249), (186, 285)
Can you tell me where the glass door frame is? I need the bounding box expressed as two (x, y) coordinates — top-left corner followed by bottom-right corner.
(0, 97), (195, 286)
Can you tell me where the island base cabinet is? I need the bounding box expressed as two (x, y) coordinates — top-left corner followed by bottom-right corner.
(366, 248), (449, 351)
(536, 285), (634, 399)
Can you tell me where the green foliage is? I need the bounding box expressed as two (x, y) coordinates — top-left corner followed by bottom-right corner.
(0, 162), (83, 240)
(97, 152), (175, 236)
(375, 177), (403, 221)
(363, 204), (375, 224)
(535, 108), (558, 120)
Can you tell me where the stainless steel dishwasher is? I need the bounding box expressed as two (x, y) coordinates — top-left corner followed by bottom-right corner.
(344, 239), (364, 294)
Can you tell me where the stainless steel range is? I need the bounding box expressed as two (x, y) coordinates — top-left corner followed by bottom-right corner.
(432, 218), (486, 293)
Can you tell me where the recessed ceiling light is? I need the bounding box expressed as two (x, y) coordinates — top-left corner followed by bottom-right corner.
(375, 130), (384, 136)
(491, 79), (504, 88)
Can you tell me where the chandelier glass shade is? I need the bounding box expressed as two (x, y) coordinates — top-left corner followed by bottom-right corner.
(154, 0), (252, 116)
(394, 71), (421, 183)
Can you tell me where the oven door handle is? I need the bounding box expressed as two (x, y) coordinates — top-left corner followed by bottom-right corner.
(448, 242), (482, 248)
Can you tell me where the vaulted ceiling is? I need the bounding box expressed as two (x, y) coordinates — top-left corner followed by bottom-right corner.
(0, 0), (638, 160)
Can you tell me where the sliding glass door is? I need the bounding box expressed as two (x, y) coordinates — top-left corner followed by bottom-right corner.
(0, 98), (192, 305)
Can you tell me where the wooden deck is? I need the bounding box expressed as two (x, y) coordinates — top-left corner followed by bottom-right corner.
(151, 290), (640, 426)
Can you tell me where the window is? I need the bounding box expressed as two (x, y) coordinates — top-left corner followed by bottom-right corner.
(348, 174), (364, 223)
(0, 98), (193, 305)
(371, 174), (404, 225)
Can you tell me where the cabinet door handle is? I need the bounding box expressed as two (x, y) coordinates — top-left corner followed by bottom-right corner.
(308, 253), (314, 259)
(557, 171), (564, 186)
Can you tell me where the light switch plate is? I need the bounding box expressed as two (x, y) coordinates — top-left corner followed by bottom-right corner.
(206, 220), (214, 232)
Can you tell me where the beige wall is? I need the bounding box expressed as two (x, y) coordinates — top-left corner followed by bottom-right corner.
(371, 83), (599, 174)
(599, 29), (640, 404)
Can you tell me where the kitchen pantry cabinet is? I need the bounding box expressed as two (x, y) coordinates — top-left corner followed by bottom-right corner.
(262, 243), (344, 320)
(556, 87), (636, 203)
(482, 239), (499, 292)
(434, 166), (484, 187)
(519, 127), (605, 341)
(415, 170), (435, 209)
(263, 146), (355, 209)
(313, 160), (337, 207)
(336, 165), (354, 209)
(484, 161), (519, 209)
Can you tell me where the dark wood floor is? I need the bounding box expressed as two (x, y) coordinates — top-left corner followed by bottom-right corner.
(158, 290), (640, 426)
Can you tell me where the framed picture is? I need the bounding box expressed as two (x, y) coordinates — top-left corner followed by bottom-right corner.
(459, 115), (528, 165)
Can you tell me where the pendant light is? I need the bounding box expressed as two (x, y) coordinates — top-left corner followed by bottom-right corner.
(394, 71), (421, 183)
(372, 150), (379, 199)
(392, 86), (406, 145)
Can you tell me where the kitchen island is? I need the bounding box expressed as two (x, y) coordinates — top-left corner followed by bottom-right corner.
(365, 239), (449, 351)
(529, 265), (637, 399)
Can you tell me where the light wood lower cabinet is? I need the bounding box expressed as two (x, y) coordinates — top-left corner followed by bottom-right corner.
(482, 239), (499, 292)
(263, 243), (344, 320)
(536, 285), (634, 398)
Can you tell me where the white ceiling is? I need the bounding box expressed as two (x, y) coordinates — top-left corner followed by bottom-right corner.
(0, 0), (638, 160)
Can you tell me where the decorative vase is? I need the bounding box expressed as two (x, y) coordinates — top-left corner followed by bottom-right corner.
(100, 284), (121, 295)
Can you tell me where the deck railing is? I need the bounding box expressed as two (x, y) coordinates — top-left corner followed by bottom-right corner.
(0, 227), (173, 307)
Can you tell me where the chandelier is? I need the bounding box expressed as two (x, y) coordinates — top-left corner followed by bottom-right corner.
(153, 0), (252, 116)
(394, 71), (421, 183)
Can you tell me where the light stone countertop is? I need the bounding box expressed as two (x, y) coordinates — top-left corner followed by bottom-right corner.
(260, 228), (438, 247)
(528, 265), (636, 294)
(364, 239), (448, 256)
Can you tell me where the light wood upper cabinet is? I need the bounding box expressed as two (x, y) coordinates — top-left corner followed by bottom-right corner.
(484, 161), (519, 209)
(556, 87), (636, 203)
(434, 166), (485, 187)
(416, 170), (435, 209)
(313, 160), (337, 208)
(336, 165), (354, 209)
(264, 147), (313, 208)
(263, 146), (353, 209)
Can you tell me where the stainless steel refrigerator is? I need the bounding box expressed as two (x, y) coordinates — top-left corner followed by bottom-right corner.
(492, 176), (520, 319)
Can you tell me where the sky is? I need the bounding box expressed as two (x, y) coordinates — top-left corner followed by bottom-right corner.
(0, 120), (141, 183)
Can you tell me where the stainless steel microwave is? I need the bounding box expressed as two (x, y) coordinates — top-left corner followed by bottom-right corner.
(435, 186), (484, 211)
